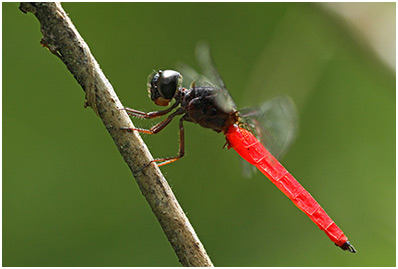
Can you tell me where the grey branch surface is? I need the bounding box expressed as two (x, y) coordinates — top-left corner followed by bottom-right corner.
(19, 2), (213, 267)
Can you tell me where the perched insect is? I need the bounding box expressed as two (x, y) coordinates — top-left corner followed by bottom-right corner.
(121, 44), (356, 253)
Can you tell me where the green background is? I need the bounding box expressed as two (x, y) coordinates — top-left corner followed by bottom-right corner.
(3, 2), (395, 266)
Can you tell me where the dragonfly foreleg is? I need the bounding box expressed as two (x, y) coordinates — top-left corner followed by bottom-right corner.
(120, 108), (184, 134)
(122, 101), (179, 119)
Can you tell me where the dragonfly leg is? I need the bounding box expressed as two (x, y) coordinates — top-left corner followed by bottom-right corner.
(132, 117), (186, 173)
(153, 116), (186, 167)
(122, 110), (186, 172)
(122, 101), (179, 119)
(120, 108), (184, 134)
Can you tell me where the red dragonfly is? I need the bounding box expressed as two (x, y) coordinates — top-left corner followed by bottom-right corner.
(122, 44), (356, 253)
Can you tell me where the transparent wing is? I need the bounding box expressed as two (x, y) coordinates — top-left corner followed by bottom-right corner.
(239, 96), (298, 178)
(177, 62), (215, 89)
(177, 42), (237, 113)
(194, 41), (227, 91)
(195, 42), (237, 112)
(178, 43), (298, 178)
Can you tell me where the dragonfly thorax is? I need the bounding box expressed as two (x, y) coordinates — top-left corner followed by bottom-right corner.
(177, 85), (239, 133)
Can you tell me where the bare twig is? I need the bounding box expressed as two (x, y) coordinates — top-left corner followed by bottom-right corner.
(19, 2), (213, 267)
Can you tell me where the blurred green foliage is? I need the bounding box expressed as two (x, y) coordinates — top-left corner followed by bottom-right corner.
(3, 2), (395, 266)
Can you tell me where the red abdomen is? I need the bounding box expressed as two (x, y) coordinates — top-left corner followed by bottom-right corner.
(225, 124), (354, 251)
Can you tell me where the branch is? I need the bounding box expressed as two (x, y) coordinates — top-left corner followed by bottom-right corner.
(19, 2), (213, 267)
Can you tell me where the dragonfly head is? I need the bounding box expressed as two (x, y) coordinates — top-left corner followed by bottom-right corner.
(148, 70), (182, 106)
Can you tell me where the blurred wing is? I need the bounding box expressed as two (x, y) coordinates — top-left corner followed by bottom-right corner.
(177, 62), (215, 89)
(179, 43), (298, 178)
(195, 42), (237, 112)
(195, 41), (227, 90)
(178, 43), (298, 178)
(177, 42), (237, 113)
(239, 96), (298, 178)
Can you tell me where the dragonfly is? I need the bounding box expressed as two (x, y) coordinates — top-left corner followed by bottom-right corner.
(121, 44), (356, 253)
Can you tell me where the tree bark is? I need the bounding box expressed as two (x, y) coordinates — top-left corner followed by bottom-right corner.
(19, 2), (214, 267)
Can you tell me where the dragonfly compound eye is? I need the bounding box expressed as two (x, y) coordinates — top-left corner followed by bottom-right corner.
(148, 71), (162, 104)
(157, 70), (182, 102)
(148, 70), (181, 106)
